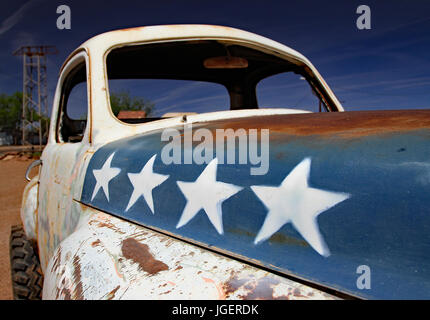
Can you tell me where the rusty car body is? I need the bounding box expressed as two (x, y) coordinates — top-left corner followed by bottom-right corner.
(16, 25), (430, 300)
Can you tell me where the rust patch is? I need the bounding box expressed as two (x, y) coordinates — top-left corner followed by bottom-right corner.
(202, 277), (226, 299)
(91, 239), (101, 247)
(107, 285), (121, 300)
(223, 275), (249, 297)
(91, 219), (125, 234)
(60, 288), (72, 300)
(121, 238), (169, 275)
(51, 247), (62, 273)
(228, 227), (308, 247)
(72, 256), (84, 300)
(268, 233), (309, 247)
(201, 110), (430, 139)
(227, 227), (255, 238)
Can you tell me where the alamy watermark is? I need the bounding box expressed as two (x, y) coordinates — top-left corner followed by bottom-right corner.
(56, 5), (371, 31)
(356, 5), (371, 30)
(160, 123), (270, 175)
(356, 265), (371, 289)
(56, 5), (71, 30)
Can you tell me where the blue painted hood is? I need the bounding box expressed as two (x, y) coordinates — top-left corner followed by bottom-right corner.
(80, 110), (430, 299)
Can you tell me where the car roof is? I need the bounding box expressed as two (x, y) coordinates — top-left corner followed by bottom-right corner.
(60, 24), (343, 112)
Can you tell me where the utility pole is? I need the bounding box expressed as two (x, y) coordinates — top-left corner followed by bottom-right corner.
(13, 46), (58, 146)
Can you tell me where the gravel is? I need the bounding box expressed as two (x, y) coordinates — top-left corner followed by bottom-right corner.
(0, 159), (33, 300)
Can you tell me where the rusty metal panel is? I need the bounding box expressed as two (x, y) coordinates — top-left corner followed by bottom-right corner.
(20, 176), (39, 241)
(79, 110), (430, 299)
(43, 207), (333, 300)
(37, 142), (93, 271)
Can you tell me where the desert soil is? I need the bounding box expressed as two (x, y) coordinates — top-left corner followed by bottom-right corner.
(0, 158), (33, 300)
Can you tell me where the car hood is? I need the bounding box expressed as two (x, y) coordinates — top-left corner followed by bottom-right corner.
(80, 110), (430, 299)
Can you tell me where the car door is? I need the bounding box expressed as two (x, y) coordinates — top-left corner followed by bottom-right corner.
(37, 50), (93, 271)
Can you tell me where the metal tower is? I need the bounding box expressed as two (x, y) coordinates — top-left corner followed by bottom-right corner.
(13, 46), (58, 145)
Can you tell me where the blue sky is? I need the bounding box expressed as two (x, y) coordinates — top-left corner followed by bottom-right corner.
(1, 0), (430, 115)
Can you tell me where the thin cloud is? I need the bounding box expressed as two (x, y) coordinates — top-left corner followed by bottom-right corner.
(153, 82), (209, 105)
(369, 17), (430, 39)
(154, 94), (227, 115)
(315, 35), (430, 66)
(334, 76), (430, 91)
(396, 162), (430, 186)
(0, 0), (42, 36)
(10, 31), (37, 50)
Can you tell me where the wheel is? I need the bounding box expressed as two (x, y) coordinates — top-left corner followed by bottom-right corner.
(9, 225), (43, 300)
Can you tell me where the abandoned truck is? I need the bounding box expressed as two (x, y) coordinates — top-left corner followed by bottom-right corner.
(11, 25), (430, 300)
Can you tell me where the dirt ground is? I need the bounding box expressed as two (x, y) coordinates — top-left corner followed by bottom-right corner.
(0, 159), (33, 300)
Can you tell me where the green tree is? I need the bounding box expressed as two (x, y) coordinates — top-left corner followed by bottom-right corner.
(0, 92), (50, 145)
(110, 91), (155, 117)
(0, 92), (23, 144)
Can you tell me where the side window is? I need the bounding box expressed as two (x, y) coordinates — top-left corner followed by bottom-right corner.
(57, 60), (88, 142)
(257, 72), (324, 112)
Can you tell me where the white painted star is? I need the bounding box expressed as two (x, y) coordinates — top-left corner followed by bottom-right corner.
(91, 152), (121, 202)
(125, 154), (169, 213)
(251, 157), (350, 257)
(176, 158), (243, 234)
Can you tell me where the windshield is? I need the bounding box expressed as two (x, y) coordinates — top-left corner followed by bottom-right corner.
(106, 40), (329, 124)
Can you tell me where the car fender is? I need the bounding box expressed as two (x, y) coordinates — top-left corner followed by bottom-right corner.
(20, 176), (39, 242)
(42, 205), (333, 300)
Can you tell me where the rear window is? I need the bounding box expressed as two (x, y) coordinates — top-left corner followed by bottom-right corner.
(105, 40), (330, 124)
(257, 72), (323, 112)
(108, 79), (229, 120)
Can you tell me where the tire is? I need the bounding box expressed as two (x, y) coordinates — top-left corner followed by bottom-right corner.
(9, 225), (43, 300)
